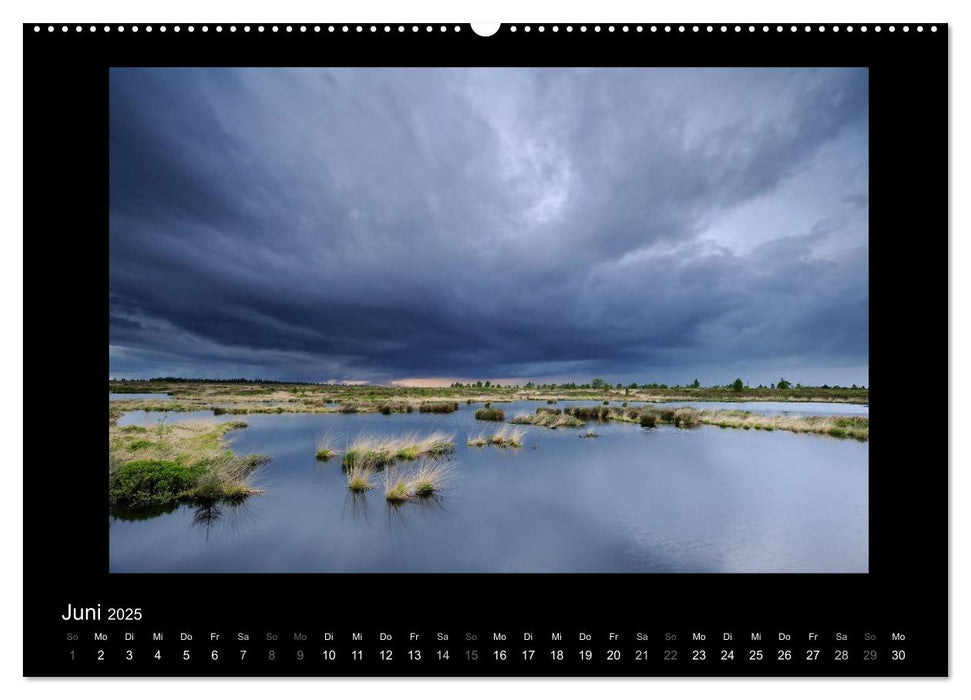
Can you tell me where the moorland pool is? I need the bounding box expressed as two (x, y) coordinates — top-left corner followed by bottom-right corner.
(109, 401), (868, 573)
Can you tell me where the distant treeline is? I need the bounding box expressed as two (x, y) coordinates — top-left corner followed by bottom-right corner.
(111, 377), (321, 386)
(110, 376), (867, 393)
(450, 377), (867, 391)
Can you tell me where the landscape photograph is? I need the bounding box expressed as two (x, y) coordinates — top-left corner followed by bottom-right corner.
(109, 67), (868, 573)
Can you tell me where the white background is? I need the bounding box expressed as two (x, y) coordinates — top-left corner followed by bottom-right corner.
(1, 0), (965, 698)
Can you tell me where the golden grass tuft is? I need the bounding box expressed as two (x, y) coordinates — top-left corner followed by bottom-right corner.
(409, 460), (455, 497)
(342, 431), (455, 469)
(693, 410), (868, 440)
(382, 460), (456, 502)
(487, 425), (526, 448)
(511, 411), (585, 429)
(314, 430), (340, 460)
(346, 462), (375, 492)
(467, 433), (487, 447)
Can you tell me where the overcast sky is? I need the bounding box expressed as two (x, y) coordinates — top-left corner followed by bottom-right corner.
(109, 67), (868, 387)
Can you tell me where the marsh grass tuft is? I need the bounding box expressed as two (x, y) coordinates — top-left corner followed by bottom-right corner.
(672, 408), (701, 428)
(419, 401), (459, 413)
(488, 425), (526, 447)
(346, 462), (375, 492)
(342, 431), (455, 469)
(639, 411), (658, 428)
(382, 460), (455, 502)
(656, 407), (677, 422)
(511, 411), (585, 429)
(468, 425), (524, 448)
(376, 400), (415, 415)
(383, 468), (412, 504)
(409, 460), (455, 497)
(475, 407), (505, 421)
(565, 405), (611, 421)
(314, 430), (340, 461)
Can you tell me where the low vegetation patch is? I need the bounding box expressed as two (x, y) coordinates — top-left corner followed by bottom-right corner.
(419, 401), (459, 413)
(672, 408), (701, 428)
(565, 405), (611, 421)
(341, 431), (455, 469)
(692, 410), (869, 440)
(511, 411), (585, 429)
(109, 420), (268, 509)
(475, 407), (505, 421)
(109, 379), (868, 421)
(377, 401), (415, 415)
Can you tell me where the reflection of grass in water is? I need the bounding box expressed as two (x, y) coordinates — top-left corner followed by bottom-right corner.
(342, 490), (371, 525)
(110, 502), (180, 522)
(384, 490), (449, 536)
(189, 498), (261, 541)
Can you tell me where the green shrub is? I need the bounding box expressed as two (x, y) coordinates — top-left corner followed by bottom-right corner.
(110, 459), (203, 507)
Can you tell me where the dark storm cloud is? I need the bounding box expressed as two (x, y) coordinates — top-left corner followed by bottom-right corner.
(109, 67), (868, 385)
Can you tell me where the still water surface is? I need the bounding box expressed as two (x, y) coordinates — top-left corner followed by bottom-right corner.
(109, 393), (172, 401)
(110, 401), (868, 573)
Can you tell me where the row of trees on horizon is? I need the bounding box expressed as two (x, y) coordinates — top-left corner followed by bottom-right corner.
(110, 376), (867, 391)
(448, 378), (866, 391)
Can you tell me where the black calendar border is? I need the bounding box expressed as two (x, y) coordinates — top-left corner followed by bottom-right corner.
(23, 23), (947, 677)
